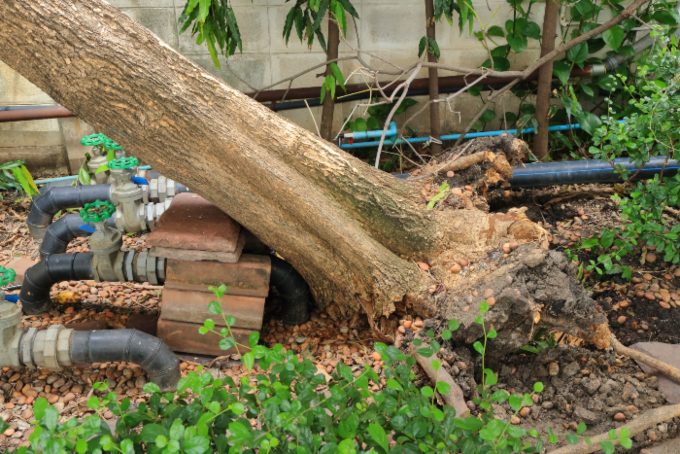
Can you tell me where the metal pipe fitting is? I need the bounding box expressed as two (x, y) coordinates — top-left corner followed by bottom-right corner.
(0, 301), (179, 388)
(28, 185), (112, 239)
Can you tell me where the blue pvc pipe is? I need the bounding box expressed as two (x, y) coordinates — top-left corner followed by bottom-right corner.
(340, 121), (397, 140)
(339, 122), (584, 150)
(34, 165), (152, 186)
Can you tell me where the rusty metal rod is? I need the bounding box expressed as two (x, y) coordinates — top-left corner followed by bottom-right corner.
(2, 69), (596, 123)
(0, 105), (74, 122)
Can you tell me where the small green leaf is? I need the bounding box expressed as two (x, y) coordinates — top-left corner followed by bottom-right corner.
(242, 351), (255, 370)
(208, 300), (223, 315)
(603, 25), (625, 51)
(473, 341), (485, 355)
(248, 331), (260, 348)
(554, 60), (572, 85)
(487, 25), (504, 37)
(576, 421), (587, 434)
(421, 386), (434, 398)
(367, 422), (389, 452)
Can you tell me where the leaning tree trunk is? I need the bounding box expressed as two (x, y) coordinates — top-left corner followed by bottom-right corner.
(0, 0), (609, 350)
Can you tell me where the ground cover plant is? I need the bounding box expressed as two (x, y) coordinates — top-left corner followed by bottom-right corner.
(4, 286), (636, 454)
(574, 31), (680, 279)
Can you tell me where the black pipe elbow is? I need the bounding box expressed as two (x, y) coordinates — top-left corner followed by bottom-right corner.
(40, 214), (89, 258)
(28, 184), (111, 239)
(270, 256), (313, 325)
(70, 329), (181, 389)
(40, 215), (116, 258)
(20, 253), (94, 315)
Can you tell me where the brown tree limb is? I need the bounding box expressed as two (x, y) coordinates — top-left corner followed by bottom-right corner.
(547, 403), (680, 454)
(611, 335), (680, 384)
(455, 0), (650, 148)
(411, 345), (470, 417)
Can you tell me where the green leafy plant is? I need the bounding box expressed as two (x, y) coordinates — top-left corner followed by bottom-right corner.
(283, 0), (359, 50)
(179, 0), (242, 68)
(14, 288), (632, 453)
(427, 181), (450, 209)
(574, 31), (679, 278)
(0, 160), (39, 197)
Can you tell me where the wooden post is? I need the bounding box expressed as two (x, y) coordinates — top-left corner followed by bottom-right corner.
(532, 0), (561, 160)
(425, 0), (442, 155)
(320, 16), (340, 141)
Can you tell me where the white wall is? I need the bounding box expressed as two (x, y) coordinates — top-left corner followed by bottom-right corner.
(0, 0), (550, 169)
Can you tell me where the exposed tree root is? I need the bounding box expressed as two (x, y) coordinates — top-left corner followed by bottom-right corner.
(546, 403), (680, 454)
(611, 335), (680, 384)
(411, 345), (470, 418)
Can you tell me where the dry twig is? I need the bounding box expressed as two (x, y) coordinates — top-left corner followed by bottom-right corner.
(410, 345), (470, 417)
(547, 403), (680, 454)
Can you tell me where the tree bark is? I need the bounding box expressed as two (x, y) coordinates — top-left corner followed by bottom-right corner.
(532, 0), (561, 160)
(424, 0), (442, 155)
(320, 16), (340, 140)
(0, 0), (609, 349)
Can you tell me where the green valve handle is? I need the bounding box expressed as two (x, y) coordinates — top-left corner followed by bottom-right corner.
(80, 133), (106, 147)
(0, 266), (16, 287)
(109, 156), (139, 170)
(103, 138), (123, 152)
(80, 200), (116, 224)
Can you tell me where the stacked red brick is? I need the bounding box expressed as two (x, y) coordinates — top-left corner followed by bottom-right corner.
(148, 193), (269, 356)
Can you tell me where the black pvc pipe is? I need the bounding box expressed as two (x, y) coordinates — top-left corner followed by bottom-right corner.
(70, 329), (181, 389)
(269, 256), (314, 325)
(40, 215), (116, 258)
(20, 252), (94, 315)
(28, 185), (111, 239)
(510, 157), (680, 188)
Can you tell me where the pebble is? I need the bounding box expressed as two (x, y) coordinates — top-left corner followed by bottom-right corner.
(548, 362), (560, 376)
(519, 407), (530, 418)
(450, 263), (462, 274)
(417, 262), (430, 272)
(510, 415), (521, 425)
(613, 412), (626, 422)
(616, 315), (627, 325)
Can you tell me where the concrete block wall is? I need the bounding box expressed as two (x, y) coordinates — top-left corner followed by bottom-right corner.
(0, 0), (549, 171)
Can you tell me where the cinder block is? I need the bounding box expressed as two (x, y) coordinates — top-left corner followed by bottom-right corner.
(4, 256), (38, 283)
(157, 319), (253, 356)
(0, 62), (55, 105)
(109, 0), (174, 7)
(360, 5), (424, 52)
(270, 52), (326, 88)
(164, 254), (271, 297)
(121, 7), (179, 49)
(147, 193), (243, 262)
(185, 53), (271, 92)
(161, 288), (265, 330)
